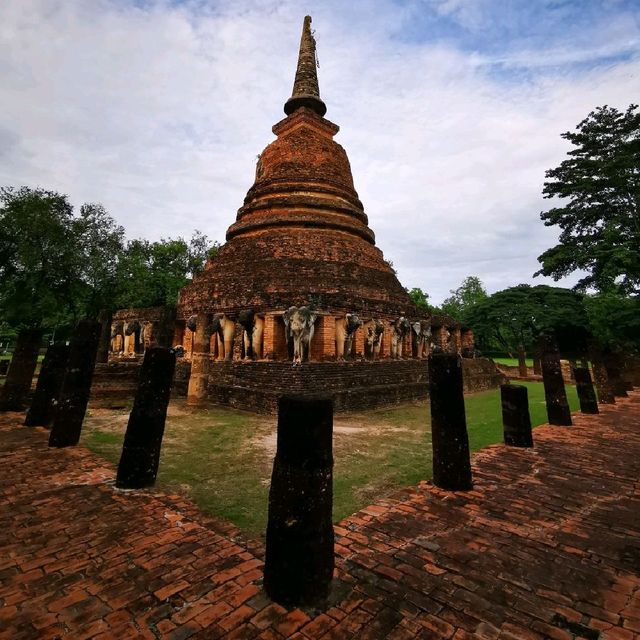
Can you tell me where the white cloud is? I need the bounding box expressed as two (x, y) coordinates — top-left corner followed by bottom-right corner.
(1, 0), (639, 304)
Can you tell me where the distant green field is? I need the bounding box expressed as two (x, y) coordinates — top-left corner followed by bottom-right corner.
(492, 357), (534, 367)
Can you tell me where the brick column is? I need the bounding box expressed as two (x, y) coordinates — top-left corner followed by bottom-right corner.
(382, 323), (393, 359)
(187, 313), (210, 404)
(354, 325), (365, 359)
(590, 345), (615, 404)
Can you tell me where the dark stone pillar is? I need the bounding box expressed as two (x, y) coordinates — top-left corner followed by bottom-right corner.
(116, 347), (176, 489)
(96, 310), (112, 364)
(573, 367), (599, 414)
(428, 353), (472, 490)
(517, 345), (528, 378)
(501, 384), (533, 447)
(532, 353), (542, 376)
(589, 345), (615, 404)
(264, 395), (334, 608)
(539, 334), (572, 426)
(0, 328), (43, 411)
(155, 306), (177, 348)
(604, 354), (628, 398)
(24, 342), (70, 427)
(0, 360), (9, 375)
(48, 320), (101, 448)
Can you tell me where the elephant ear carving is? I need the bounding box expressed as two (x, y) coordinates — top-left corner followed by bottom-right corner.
(308, 312), (317, 327)
(210, 314), (223, 334)
(412, 322), (421, 337)
(186, 315), (197, 332)
(282, 307), (295, 336)
(125, 320), (140, 336)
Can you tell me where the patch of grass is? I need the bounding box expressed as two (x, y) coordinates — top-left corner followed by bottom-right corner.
(492, 357), (534, 367)
(81, 382), (581, 536)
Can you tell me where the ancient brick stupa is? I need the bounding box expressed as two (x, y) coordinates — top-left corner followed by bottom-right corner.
(169, 16), (488, 412)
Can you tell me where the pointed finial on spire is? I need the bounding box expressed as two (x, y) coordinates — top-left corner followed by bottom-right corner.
(284, 16), (327, 118)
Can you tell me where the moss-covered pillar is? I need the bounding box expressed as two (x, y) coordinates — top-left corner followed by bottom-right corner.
(186, 313), (211, 404)
(428, 353), (472, 490)
(116, 347), (176, 489)
(24, 342), (70, 427)
(538, 334), (572, 426)
(264, 394), (334, 608)
(501, 384), (533, 447)
(49, 320), (101, 447)
(0, 328), (43, 412)
(574, 367), (599, 414)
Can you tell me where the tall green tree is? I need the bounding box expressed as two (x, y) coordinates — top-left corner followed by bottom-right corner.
(535, 104), (640, 295)
(440, 276), (488, 321)
(115, 233), (219, 309)
(465, 284), (590, 356)
(407, 287), (431, 311)
(0, 186), (78, 329)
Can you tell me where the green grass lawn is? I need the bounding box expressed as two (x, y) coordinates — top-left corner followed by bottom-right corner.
(492, 357), (534, 367)
(81, 381), (579, 536)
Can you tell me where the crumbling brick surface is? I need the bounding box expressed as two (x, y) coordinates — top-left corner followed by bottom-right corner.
(205, 358), (505, 413)
(1, 394), (639, 638)
(178, 109), (416, 321)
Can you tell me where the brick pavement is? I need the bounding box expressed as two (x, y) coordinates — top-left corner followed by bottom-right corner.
(1, 394), (639, 639)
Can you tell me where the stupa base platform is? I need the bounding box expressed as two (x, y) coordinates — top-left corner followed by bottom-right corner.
(204, 357), (505, 414)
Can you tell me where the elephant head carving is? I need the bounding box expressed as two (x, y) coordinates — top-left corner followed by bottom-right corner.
(411, 320), (432, 358)
(283, 306), (317, 365)
(210, 313), (235, 361)
(364, 319), (384, 360)
(390, 317), (410, 359)
(186, 315), (197, 332)
(335, 313), (363, 360)
(110, 321), (124, 353)
(238, 309), (264, 360)
(124, 319), (140, 336)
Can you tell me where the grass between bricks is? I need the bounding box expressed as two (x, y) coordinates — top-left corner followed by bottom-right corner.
(81, 381), (580, 536)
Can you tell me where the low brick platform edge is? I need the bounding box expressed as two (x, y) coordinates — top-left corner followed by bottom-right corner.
(207, 357), (505, 413)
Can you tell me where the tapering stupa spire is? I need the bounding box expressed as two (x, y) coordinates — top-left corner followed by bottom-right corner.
(284, 16), (327, 117)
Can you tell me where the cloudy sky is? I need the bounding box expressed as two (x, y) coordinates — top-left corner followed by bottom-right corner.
(1, 0), (639, 303)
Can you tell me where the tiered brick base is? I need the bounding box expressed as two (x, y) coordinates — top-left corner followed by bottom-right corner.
(1, 395), (638, 638)
(206, 358), (505, 413)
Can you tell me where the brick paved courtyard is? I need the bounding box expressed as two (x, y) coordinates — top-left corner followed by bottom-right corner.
(1, 393), (639, 639)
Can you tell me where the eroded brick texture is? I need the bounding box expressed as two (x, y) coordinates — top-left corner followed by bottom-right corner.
(1, 394), (639, 639)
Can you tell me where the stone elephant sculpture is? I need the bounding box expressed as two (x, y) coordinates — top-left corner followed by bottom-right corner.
(110, 321), (124, 353)
(186, 315), (198, 332)
(335, 313), (362, 360)
(390, 316), (410, 359)
(141, 321), (154, 349)
(283, 306), (317, 365)
(211, 313), (236, 361)
(124, 319), (141, 354)
(364, 319), (384, 360)
(411, 320), (432, 359)
(238, 309), (265, 360)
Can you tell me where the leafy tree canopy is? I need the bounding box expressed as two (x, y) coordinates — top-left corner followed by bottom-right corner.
(465, 284), (590, 356)
(584, 291), (640, 352)
(535, 104), (640, 295)
(115, 233), (219, 309)
(0, 185), (219, 330)
(407, 287), (431, 311)
(440, 276), (488, 321)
